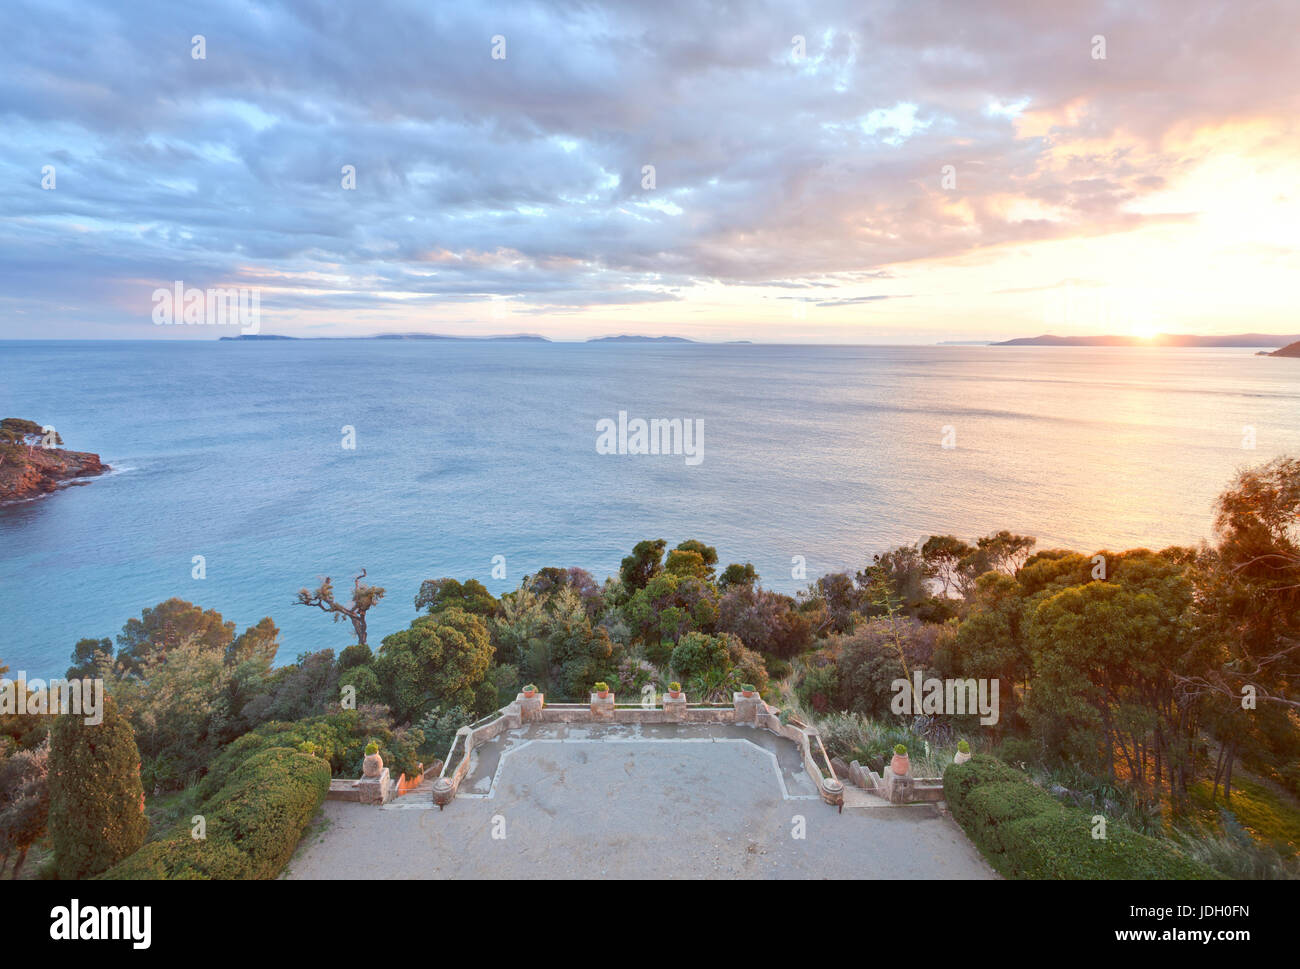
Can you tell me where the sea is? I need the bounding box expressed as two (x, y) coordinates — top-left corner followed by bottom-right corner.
(2, 339), (1297, 676)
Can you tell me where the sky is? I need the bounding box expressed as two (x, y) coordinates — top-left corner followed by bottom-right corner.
(1, 0), (1298, 343)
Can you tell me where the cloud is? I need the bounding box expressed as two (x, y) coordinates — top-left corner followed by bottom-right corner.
(1, 0), (1297, 336)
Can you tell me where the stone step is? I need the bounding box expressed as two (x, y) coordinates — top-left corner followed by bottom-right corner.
(841, 786), (893, 809)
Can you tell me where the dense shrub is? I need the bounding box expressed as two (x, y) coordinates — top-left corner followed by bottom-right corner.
(101, 746), (329, 880)
(48, 698), (148, 879)
(199, 709), (423, 792)
(944, 756), (1216, 880)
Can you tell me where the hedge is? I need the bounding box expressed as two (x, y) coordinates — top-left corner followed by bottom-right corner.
(99, 747), (330, 880)
(944, 756), (1217, 879)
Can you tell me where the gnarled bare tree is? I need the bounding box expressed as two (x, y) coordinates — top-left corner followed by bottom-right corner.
(296, 568), (385, 646)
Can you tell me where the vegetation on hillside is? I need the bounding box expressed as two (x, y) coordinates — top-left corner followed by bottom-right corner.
(2, 458), (1298, 879)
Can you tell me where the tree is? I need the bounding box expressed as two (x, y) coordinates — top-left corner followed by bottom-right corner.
(48, 696), (147, 879)
(1023, 555), (1202, 807)
(964, 531), (1036, 580)
(116, 598), (235, 673)
(226, 617), (280, 666)
(669, 540), (718, 580)
(670, 631), (767, 701)
(717, 562), (759, 591)
(619, 539), (666, 591)
(414, 577), (497, 618)
(374, 609), (493, 722)
(921, 535), (974, 597)
(808, 572), (860, 635)
(857, 545), (933, 617)
(67, 638), (112, 679)
(717, 586), (812, 659)
(0, 739), (48, 878)
(1188, 458), (1300, 710)
(296, 569), (385, 646)
(623, 572), (718, 665)
(1185, 458), (1300, 801)
(528, 567), (605, 619)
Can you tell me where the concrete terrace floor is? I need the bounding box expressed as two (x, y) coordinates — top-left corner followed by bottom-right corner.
(285, 722), (995, 879)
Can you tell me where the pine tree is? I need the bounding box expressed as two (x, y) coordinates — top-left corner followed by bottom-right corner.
(48, 696), (147, 879)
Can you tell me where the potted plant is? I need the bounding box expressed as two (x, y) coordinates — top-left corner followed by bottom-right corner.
(522, 683), (538, 699)
(890, 743), (909, 776)
(668, 681), (682, 699)
(740, 683), (756, 698)
(594, 681), (610, 699)
(954, 739), (972, 765)
(362, 741), (383, 778)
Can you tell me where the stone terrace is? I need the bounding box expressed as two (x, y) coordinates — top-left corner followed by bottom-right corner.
(286, 720), (995, 879)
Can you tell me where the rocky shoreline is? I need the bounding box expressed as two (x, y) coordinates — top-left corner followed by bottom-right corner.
(0, 419), (110, 503)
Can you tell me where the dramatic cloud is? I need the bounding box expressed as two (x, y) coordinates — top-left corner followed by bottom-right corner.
(1, 0), (1297, 338)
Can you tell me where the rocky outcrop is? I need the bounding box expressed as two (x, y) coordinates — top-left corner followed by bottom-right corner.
(1269, 340), (1300, 357)
(0, 422), (109, 502)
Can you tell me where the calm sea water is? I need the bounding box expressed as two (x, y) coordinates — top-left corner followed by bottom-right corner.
(2, 340), (1297, 676)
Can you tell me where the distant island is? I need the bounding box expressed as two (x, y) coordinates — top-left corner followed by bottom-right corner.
(994, 333), (1300, 348)
(1269, 341), (1300, 357)
(0, 418), (109, 503)
(219, 333), (550, 342)
(585, 335), (695, 343)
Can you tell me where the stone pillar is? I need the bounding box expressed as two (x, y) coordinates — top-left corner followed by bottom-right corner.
(517, 692), (543, 722)
(732, 691), (762, 724)
(431, 776), (454, 810)
(590, 692), (615, 719)
(503, 701), (523, 729)
(881, 765), (915, 804)
(662, 692), (687, 721)
(357, 767), (391, 805)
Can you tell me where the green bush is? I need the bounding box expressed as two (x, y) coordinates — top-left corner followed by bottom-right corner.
(101, 747), (329, 880)
(48, 698), (148, 879)
(944, 756), (1217, 880)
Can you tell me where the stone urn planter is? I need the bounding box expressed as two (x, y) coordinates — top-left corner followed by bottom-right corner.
(890, 744), (910, 776)
(954, 741), (972, 765)
(362, 744), (383, 778)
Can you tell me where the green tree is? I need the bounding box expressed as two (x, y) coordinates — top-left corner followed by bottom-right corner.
(717, 562), (759, 591)
(48, 696), (147, 879)
(414, 577), (498, 617)
(375, 609), (494, 721)
(670, 540), (718, 580)
(116, 598), (236, 673)
(619, 539), (667, 591)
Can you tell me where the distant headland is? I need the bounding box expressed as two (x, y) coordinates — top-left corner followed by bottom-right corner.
(0, 419), (109, 503)
(994, 333), (1300, 348)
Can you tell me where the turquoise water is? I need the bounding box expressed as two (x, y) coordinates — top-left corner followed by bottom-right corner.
(2, 339), (1297, 675)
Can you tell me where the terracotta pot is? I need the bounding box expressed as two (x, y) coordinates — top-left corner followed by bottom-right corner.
(363, 752), (383, 778)
(523, 689), (536, 698)
(598, 690), (609, 699)
(669, 690), (681, 699)
(954, 749), (972, 765)
(742, 689), (755, 697)
(890, 753), (910, 776)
